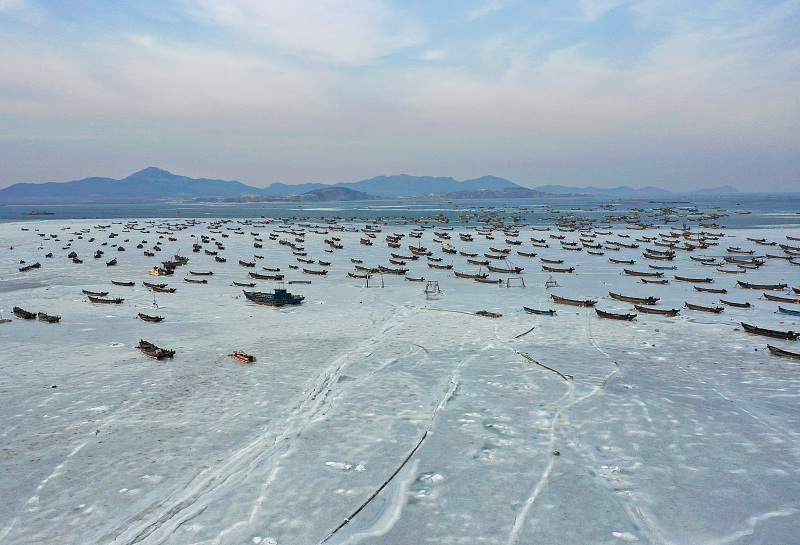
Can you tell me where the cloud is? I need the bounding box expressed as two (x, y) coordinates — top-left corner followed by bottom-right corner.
(184, 0), (422, 66)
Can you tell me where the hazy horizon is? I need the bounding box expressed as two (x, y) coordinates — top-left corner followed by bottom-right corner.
(1, 1), (798, 192)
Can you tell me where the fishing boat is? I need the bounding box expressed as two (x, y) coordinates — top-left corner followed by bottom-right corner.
(151, 286), (177, 293)
(88, 295), (124, 304)
(302, 268), (328, 275)
(551, 295), (597, 307)
(777, 306), (800, 316)
(428, 263), (453, 269)
(719, 299), (751, 308)
(523, 307), (556, 315)
(609, 292), (659, 305)
(82, 289), (109, 297)
(230, 350), (257, 363)
(189, 271), (214, 276)
(609, 258), (635, 264)
(13, 306), (37, 319)
(233, 281), (257, 287)
(740, 322), (798, 340)
(766, 345), (800, 359)
(184, 277), (208, 284)
(242, 288), (304, 306)
(37, 312), (61, 323)
(405, 276), (425, 282)
(649, 264), (677, 270)
(488, 264), (524, 274)
(737, 281), (788, 290)
(541, 258), (564, 264)
(239, 260), (256, 267)
(112, 280), (135, 286)
(454, 271), (489, 280)
(763, 293), (800, 304)
(633, 305), (680, 316)
(675, 276), (714, 283)
(596, 308), (636, 321)
(378, 265), (408, 275)
(138, 313), (165, 322)
(641, 278), (669, 284)
(136, 339), (175, 359)
(624, 269), (663, 277)
(249, 272), (285, 280)
(694, 286), (727, 294)
(684, 302), (724, 313)
(542, 265), (575, 273)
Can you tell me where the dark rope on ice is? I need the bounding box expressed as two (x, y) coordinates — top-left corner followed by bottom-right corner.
(515, 326), (535, 338)
(514, 350), (572, 381)
(410, 343), (429, 354)
(422, 307), (477, 316)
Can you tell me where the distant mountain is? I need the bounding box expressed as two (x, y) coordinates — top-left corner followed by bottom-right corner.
(287, 187), (373, 202)
(0, 167), (263, 204)
(261, 182), (330, 196)
(441, 187), (546, 199)
(533, 184), (739, 197)
(331, 174), (519, 197)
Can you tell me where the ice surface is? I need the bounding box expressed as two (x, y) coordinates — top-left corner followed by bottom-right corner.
(1, 214), (799, 544)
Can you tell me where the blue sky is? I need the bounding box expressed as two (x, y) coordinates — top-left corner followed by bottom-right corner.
(1, 0), (798, 191)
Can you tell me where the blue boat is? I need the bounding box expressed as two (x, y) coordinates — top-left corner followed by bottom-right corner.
(523, 306), (556, 315)
(649, 264), (677, 270)
(242, 288), (304, 306)
(778, 306), (800, 316)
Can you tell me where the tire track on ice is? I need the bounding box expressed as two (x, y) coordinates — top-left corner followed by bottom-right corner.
(504, 309), (621, 545)
(104, 304), (418, 545)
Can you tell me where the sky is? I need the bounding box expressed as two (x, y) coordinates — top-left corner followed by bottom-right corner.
(1, 0), (799, 192)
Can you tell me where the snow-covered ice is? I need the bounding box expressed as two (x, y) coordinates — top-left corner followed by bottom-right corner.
(1, 213), (799, 544)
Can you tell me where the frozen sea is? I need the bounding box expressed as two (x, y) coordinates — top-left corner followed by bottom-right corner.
(1, 199), (800, 545)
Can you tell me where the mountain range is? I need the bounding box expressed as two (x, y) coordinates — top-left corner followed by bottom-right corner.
(0, 167), (743, 204)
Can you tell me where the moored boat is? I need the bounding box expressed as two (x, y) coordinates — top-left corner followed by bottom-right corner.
(523, 307), (556, 315)
(13, 306), (36, 319)
(242, 288), (304, 306)
(138, 313), (165, 322)
(230, 350), (257, 363)
(684, 302), (724, 313)
(633, 305), (680, 316)
(766, 344), (800, 359)
(777, 306), (800, 316)
(740, 322), (798, 340)
(136, 339), (175, 359)
(551, 294), (597, 307)
(37, 312), (61, 322)
(763, 293), (800, 304)
(596, 308), (636, 321)
(738, 281), (788, 290)
(88, 295), (124, 304)
(719, 299), (751, 308)
(609, 292), (659, 305)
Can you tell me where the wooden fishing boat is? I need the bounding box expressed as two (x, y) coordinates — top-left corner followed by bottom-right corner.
(88, 295), (124, 304)
(690, 256), (716, 263)
(766, 344), (800, 359)
(302, 268), (328, 275)
(609, 292), (659, 305)
(243, 288), (304, 306)
(551, 295), (597, 307)
(649, 264), (677, 270)
(19, 262), (42, 272)
(624, 269), (663, 277)
(467, 259), (490, 265)
(609, 258), (635, 264)
(106, 258), (117, 266)
(215, 256), (226, 262)
(794, 287), (800, 295)
(151, 286), (176, 293)
(459, 251), (478, 257)
(35, 311), (60, 322)
(249, 272), (285, 280)
(239, 260), (256, 267)
(111, 280), (135, 286)
(378, 265), (408, 275)
(540, 258), (564, 264)
(542, 265), (574, 273)
(392, 253), (418, 260)
(136, 339), (175, 359)
(596, 308), (636, 321)
(138, 313), (164, 322)
(695, 286), (727, 294)
(641, 278), (669, 284)
(405, 276), (425, 282)
(488, 264), (524, 274)
(475, 277), (503, 284)
(633, 305), (679, 316)
(719, 299), (751, 308)
(454, 271), (488, 279)
(740, 322), (798, 340)
(184, 277), (208, 284)
(13, 306), (37, 319)
(428, 263), (453, 269)
(523, 307), (556, 315)
(82, 289), (109, 297)
(675, 276), (713, 283)
(233, 281), (257, 287)
(143, 282), (166, 289)
(517, 251), (537, 257)
(230, 350), (257, 363)
(189, 271), (213, 276)
(737, 281), (788, 290)
(763, 293), (800, 304)
(684, 302), (724, 313)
